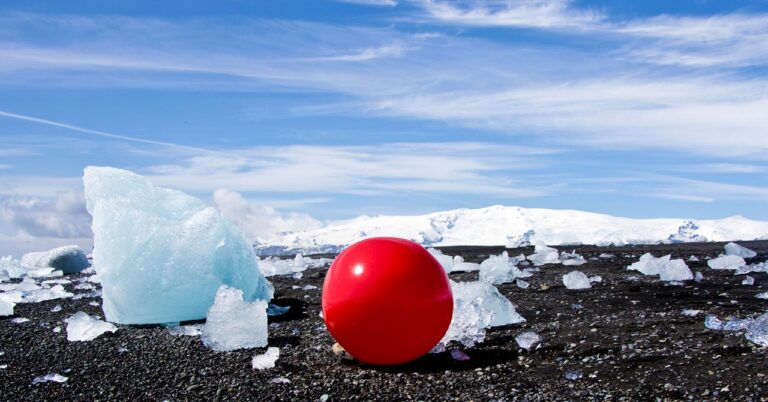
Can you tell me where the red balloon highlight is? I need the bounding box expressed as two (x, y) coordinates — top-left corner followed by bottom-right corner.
(322, 237), (453, 365)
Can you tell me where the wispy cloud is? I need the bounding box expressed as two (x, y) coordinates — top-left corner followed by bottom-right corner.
(336, 0), (398, 6)
(412, 0), (604, 29)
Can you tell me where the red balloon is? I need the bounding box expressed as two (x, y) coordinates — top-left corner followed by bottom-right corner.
(322, 237), (454, 365)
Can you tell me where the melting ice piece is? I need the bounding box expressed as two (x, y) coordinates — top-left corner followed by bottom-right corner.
(742, 276), (755, 286)
(688, 255), (700, 262)
(32, 373), (68, 384)
(427, 248), (455, 273)
(64, 312), (118, 341)
(658, 259), (693, 282)
(167, 324), (203, 337)
(708, 255), (746, 270)
(479, 251), (523, 284)
(704, 314), (754, 332)
(450, 255), (480, 272)
(257, 254), (332, 277)
(560, 251), (587, 266)
(21, 285), (74, 303)
(745, 312), (768, 347)
(252, 347), (280, 370)
(563, 271), (591, 290)
(589, 275), (602, 283)
(201, 285), (268, 352)
(528, 242), (560, 266)
(724, 242), (757, 258)
(681, 309), (701, 317)
(439, 280), (525, 348)
(694, 271), (704, 282)
(565, 370), (582, 381)
(515, 331), (541, 351)
(756, 292), (768, 299)
(516, 279), (529, 289)
(0, 297), (14, 316)
(83, 167), (273, 324)
(266, 304), (290, 316)
(627, 253), (668, 276)
(735, 262), (768, 276)
(598, 253), (615, 259)
(450, 349), (470, 361)
(21, 245), (90, 274)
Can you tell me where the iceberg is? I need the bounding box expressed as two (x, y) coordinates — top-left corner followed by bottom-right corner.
(64, 312), (118, 341)
(439, 280), (525, 348)
(707, 255), (746, 270)
(83, 167), (273, 324)
(563, 271), (591, 290)
(724, 242), (757, 258)
(201, 285), (268, 352)
(20, 246), (90, 274)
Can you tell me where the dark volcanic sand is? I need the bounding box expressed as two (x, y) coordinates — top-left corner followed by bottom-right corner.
(2, 241), (768, 401)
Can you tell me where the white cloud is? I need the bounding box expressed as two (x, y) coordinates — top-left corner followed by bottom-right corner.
(306, 44), (410, 62)
(0, 231), (93, 259)
(336, 0), (398, 6)
(212, 189), (324, 243)
(0, 190), (92, 239)
(413, 0), (603, 29)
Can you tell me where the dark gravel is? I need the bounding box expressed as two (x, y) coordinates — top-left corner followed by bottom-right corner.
(2, 241), (768, 401)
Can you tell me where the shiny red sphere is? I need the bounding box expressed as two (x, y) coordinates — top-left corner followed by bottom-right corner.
(322, 237), (453, 365)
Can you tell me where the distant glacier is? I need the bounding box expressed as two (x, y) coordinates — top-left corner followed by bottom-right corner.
(254, 205), (768, 255)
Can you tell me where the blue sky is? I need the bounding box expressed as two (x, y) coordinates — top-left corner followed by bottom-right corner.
(1, 0), (768, 255)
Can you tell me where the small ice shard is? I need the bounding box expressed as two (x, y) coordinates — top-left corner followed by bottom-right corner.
(742, 276), (755, 286)
(83, 166), (273, 324)
(270, 377), (290, 384)
(479, 251), (522, 284)
(32, 373), (68, 384)
(302, 285), (317, 290)
(21, 245), (90, 274)
(72, 290), (102, 300)
(681, 309), (701, 316)
(50, 305), (62, 313)
(658, 259), (693, 282)
(16, 278), (40, 292)
(560, 251), (587, 266)
(117, 346), (128, 353)
(565, 370), (582, 381)
(735, 262), (768, 275)
(201, 285), (268, 352)
(724, 242), (757, 258)
(688, 255), (700, 262)
(11, 317), (29, 324)
(515, 331), (541, 351)
(516, 279), (529, 289)
(571, 303), (583, 310)
(528, 242), (560, 266)
(439, 280), (525, 348)
(450, 255), (480, 272)
(563, 271), (591, 290)
(450, 349), (470, 361)
(707, 255), (746, 270)
(266, 304), (291, 316)
(745, 312), (768, 347)
(53, 326), (61, 333)
(704, 314), (753, 331)
(74, 283), (95, 290)
(756, 292), (768, 299)
(428, 248), (455, 273)
(0, 296), (14, 316)
(589, 275), (602, 283)
(598, 253), (615, 259)
(505, 229), (535, 248)
(694, 271), (704, 282)
(167, 324), (203, 336)
(252, 347), (280, 370)
(21, 285), (74, 303)
(257, 254), (332, 277)
(64, 312), (118, 341)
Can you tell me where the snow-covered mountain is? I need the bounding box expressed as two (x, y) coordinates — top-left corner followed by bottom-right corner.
(255, 205), (768, 255)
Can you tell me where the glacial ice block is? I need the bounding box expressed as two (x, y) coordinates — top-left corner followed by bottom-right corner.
(83, 166), (273, 324)
(563, 271), (591, 290)
(724, 242), (757, 258)
(21, 245), (90, 274)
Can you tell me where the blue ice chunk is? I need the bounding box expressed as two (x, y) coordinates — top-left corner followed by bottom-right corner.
(83, 167), (273, 324)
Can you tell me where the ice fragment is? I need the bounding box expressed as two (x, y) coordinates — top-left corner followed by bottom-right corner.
(201, 285), (268, 351)
(515, 331), (541, 351)
(64, 312), (118, 341)
(252, 347), (280, 370)
(563, 271), (591, 290)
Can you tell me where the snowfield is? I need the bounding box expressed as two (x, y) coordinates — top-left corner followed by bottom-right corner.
(256, 205), (768, 255)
